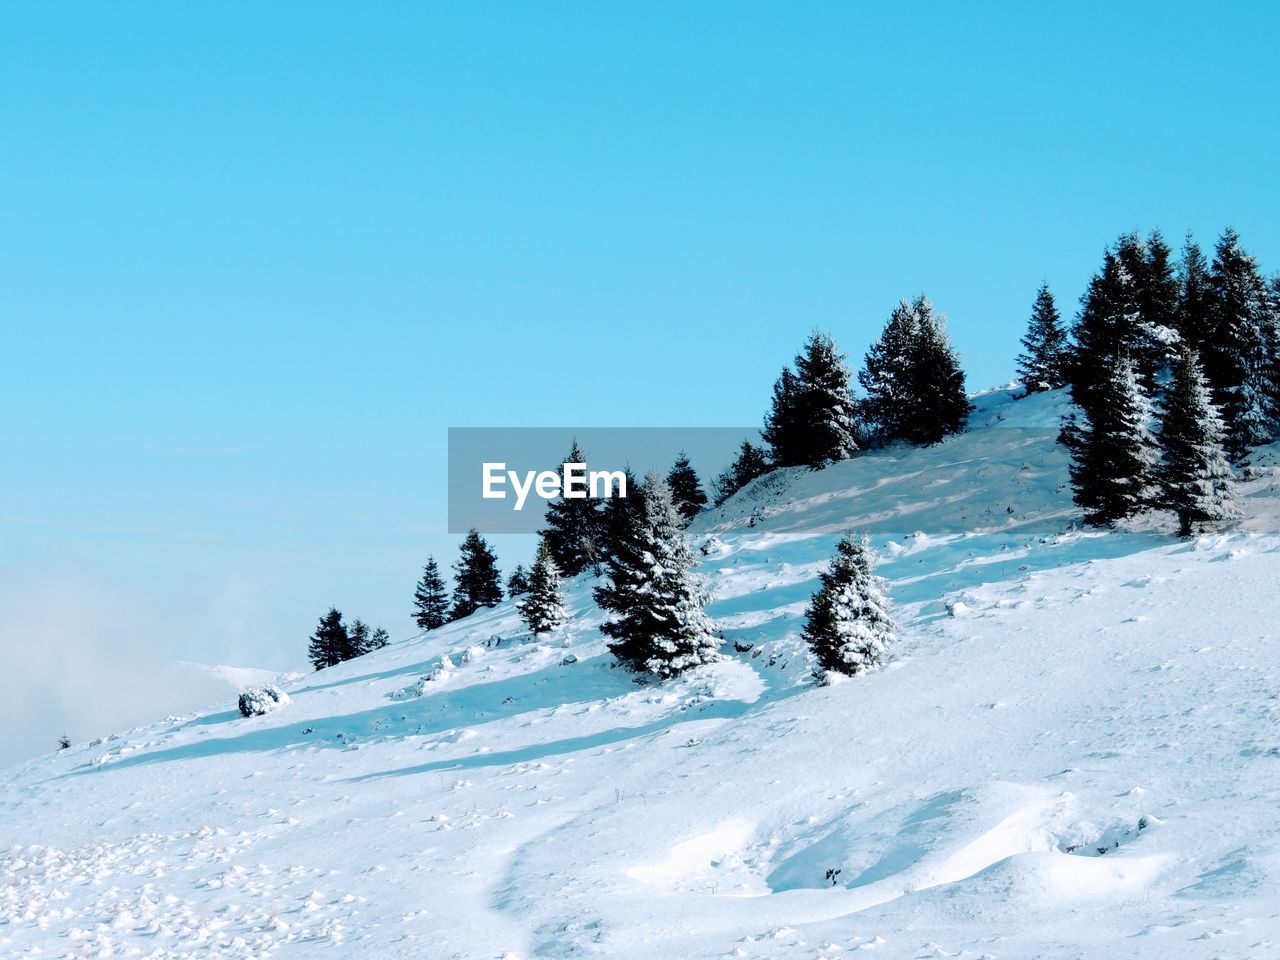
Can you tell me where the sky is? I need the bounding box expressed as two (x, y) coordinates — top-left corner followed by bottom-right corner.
(2, 2), (1279, 763)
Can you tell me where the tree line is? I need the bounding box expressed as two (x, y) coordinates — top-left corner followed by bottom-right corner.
(370, 292), (970, 681)
(307, 226), (1276, 682)
(1045, 229), (1275, 535)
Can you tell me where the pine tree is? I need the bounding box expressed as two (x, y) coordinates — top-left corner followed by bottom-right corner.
(307, 607), (349, 670)
(540, 439), (604, 577)
(763, 331), (859, 468)
(1156, 347), (1240, 537)
(1070, 247), (1141, 409)
(860, 297), (969, 445)
(1138, 230), (1181, 351)
(1205, 228), (1273, 459)
(1116, 230), (1180, 386)
(859, 299), (919, 443)
(901, 300), (970, 444)
(712, 440), (771, 506)
(803, 533), (896, 681)
(1265, 275), (1280, 422)
(368, 626), (390, 651)
(598, 466), (643, 565)
(762, 367), (802, 467)
(595, 473), (720, 679)
(1176, 234), (1214, 355)
(412, 557), (450, 631)
(519, 539), (567, 636)
(506, 563), (531, 597)
(451, 528), (504, 620)
(1016, 283), (1070, 394)
(1069, 355), (1158, 526)
(666, 452), (708, 524)
(347, 619), (371, 659)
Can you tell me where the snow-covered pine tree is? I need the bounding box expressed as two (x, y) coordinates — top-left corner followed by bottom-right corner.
(1138, 230), (1181, 337)
(1205, 228), (1273, 459)
(450, 528), (504, 620)
(666, 452), (708, 524)
(1265, 275), (1280, 422)
(794, 330), (860, 464)
(712, 440), (770, 506)
(1176, 234), (1215, 356)
(1070, 247), (1141, 410)
(763, 331), (859, 468)
(861, 297), (969, 445)
(1016, 283), (1070, 394)
(1156, 347), (1240, 537)
(519, 539), (567, 636)
(859, 299), (919, 443)
(506, 564), (531, 597)
(900, 299), (970, 444)
(412, 557), (451, 630)
(598, 466), (642, 566)
(307, 607), (349, 670)
(594, 472), (720, 679)
(1117, 230), (1181, 387)
(803, 533), (896, 681)
(1068, 355), (1159, 526)
(347, 619), (371, 660)
(539, 439), (605, 576)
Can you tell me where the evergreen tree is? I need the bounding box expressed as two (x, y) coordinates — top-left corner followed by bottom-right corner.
(711, 440), (771, 507)
(1156, 347), (1240, 537)
(540, 439), (605, 576)
(368, 626), (390, 651)
(595, 473), (720, 679)
(1016, 283), (1070, 394)
(347, 618), (371, 659)
(307, 607), (349, 670)
(901, 300), (970, 444)
(598, 466), (643, 565)
(1070, 247), (1141, 409)
(412, 557), (450, 630)
(1265, 275), (1280, 422)
(858, 299), (919, 443)
(506, 563), (531, 597)
(666, 452), (708, 524)
(1176, 234), (1214, 355)
(451, 528), (504, 620)
(1138, 229), (1181, 342)
(1205, 228), (1273, 459)
(519, 539), (567, 636)
(1068, 355), (1158, 526)
(860, 297), (969, 445)
(803, 533), (896, 681)
(763, 331), (859, 468)
(1117, 230), (1180, 386)
(762, 367), (802, 467)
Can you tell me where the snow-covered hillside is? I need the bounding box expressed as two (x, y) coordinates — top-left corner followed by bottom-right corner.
(5, 388), (1280, 959)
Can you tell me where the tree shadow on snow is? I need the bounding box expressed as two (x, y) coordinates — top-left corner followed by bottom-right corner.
(55, 655), (635, 779)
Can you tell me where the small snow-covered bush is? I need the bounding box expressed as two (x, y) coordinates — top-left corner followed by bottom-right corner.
(238, 685), (290, 718)
(700, 536), (728, 557)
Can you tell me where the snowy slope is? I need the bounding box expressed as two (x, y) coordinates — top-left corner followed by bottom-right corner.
(5, 388), (1280, 959)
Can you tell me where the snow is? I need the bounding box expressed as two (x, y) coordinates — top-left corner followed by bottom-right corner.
(4, 387), (1280, 958)
(237, 685), (291, 718)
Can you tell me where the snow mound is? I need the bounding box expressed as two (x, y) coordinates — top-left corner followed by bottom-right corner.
(237, 684), (290, 717)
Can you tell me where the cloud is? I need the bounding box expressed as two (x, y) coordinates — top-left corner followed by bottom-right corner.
(0, 575), (258, 768)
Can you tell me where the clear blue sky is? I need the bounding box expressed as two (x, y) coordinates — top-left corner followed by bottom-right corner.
(2, 3), (1278, 715)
